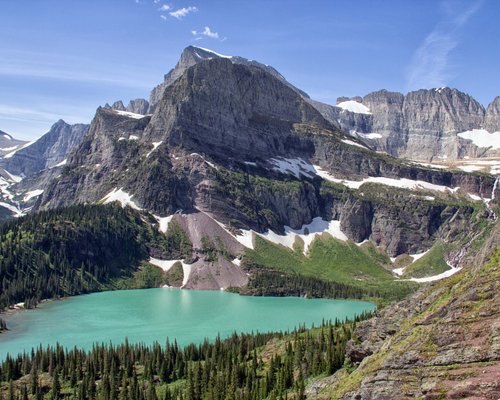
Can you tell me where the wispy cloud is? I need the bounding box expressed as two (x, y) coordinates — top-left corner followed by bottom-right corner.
(169, 6), (198, 20)
(406, 0), (482, 90)
(0, 51), (154, 90)
(158, 4), (170, 11)
(160, 15), (167, 20)
(191, 26), (219, 39)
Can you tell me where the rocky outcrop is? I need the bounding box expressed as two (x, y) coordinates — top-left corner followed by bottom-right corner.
(126, 98), (149, 115)
(1, 120), (88, 177)
(307, 223), (500, 399)
(485, 96), (500, 132)
(148, 45), (308, 113)
(0, 131), (27, 159)
(316, 88), (500, 162)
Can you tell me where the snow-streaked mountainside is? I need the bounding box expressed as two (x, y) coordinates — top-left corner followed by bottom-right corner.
(1, 45), (500, 286)
(8, 46), (489, 291)
(2, 46), (500, 400)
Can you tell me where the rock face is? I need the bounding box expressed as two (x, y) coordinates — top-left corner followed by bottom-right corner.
(105, 99), (150, 115)
(313, 88), (500, 162)
(36, 55), (496, 261)
(307, 223), (500, 400)
(1, 120), (88, 177)
(148, 45), (308, 113)
(485, 96), (500, 132)
(0, 131), (27, 159)
(126, 98), (149, 115)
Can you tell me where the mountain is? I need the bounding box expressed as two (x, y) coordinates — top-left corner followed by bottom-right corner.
(316, 88), (500, 162)
(0, 130), (27, 159)
(147, 45), (310, 113)
(0, 121), (89, 220)
(1, 119), (89, 177)
(32, 49), (497, 292)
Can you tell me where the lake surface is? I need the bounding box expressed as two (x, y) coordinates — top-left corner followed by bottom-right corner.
(0, 288), (375, 359)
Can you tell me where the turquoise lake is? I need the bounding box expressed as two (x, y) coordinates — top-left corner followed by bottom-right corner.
(0, 288), (375, 359)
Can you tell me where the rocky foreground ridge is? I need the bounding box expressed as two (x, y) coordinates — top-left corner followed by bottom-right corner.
(306, 223), (500, 399)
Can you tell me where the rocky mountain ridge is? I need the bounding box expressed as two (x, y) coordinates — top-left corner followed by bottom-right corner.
(323, 88), (500, 162)
(31, 52), (498, 290)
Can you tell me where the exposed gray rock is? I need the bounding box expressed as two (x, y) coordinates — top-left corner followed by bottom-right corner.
(0, 130), (27, 159)
(36, 57), (497, 263)
(316, 88), (500, 162)
(111, 101), (126, 111)
(485, 96), (500, 132)
(126, 98), (149, 115)
(1, 120), (88, 177)
(148, 45), (309, 113)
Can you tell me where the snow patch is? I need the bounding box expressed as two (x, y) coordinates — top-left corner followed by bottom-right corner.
(356, 132), (382, 139)
(191, 153), (216, 168)
(113, 110), (148, 119)
(101, 188), (141, 210)
(457, 129), (500, 149)
(244, 161), (257, 166)
(269, 157), (316, 179)
(341, 139), (368, 149)
(149, 258), (182, 272)
(232, 258), (241, 266)
(154, 215), (173, 233)
(4, 139), (37, 159)
(410, 264), (460, 283)
(0, 201), (23, 217)
(193, 46), (233, 59)
(0, 145), (19, 152)
(457, 165), (483, 172)
(393, 267), (405, 276)
(312, 165), (457, 193)
(181, 263), (192, 287)
(23, 189), (44, 201)
(54, 159), (67, 167)
(146, 141), (162, 158)
(3, 169), (22, 183)
(468, 193), (482, 201)
(336, 100), (371, 115)
(410, 250), (429, 262)
(255, 217), (348, 255)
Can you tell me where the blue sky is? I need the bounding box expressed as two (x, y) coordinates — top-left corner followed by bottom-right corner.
(1, 0), (498, 140)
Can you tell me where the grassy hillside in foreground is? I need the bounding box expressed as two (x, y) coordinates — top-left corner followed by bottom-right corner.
(243, 234), (417, 300)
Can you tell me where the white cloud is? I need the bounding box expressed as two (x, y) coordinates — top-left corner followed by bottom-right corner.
(160, 15), (167, 20)
(406, 0), (482, 90)
(153, 0), (160, 3)
(191, 26), (219, 39)
(169, 6), (198, 19)
(158, 4), (170, 11)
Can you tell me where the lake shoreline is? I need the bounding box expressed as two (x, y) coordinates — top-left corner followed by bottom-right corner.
(0, 288), (375, 360)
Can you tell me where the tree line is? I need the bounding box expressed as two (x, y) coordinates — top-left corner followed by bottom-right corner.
(0, 315), (372, 400)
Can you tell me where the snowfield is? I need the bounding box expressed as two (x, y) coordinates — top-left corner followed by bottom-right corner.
(336, 100), (372, 115)
(457, 129), (500, 149)
(101, 188), (142, 210)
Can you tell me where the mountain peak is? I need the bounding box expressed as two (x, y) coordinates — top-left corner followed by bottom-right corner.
(186, 45), (233, 60)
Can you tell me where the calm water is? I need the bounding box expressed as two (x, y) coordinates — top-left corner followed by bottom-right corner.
(0, 289), (374, 359)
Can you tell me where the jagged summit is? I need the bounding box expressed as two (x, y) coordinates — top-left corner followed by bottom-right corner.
(147, 45), (309, 113)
